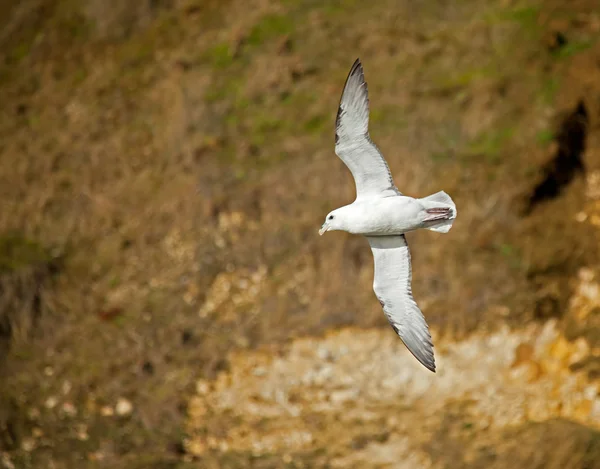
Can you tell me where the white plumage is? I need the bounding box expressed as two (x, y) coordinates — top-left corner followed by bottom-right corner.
(319, 59), (458, 372)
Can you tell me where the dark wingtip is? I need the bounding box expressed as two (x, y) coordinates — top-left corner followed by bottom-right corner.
(420, 355), (437, 373)
(335, 58), (365, 143)
(420, 354), (436, 373)
(390, 323), (436, 373)
(415, 353), (436, 373)
(349, 58), (364, 83)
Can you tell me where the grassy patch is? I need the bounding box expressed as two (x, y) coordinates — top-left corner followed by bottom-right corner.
(116, 12), (185, 73)
(55, 12), (91, 41)
(280, 89), (319, 107)
(486, 5), (540, 31)
(504, 6), (540, 30)
(247, 14), (295, 47)
(0, 235), (52, 273)
(465, 126), (515, 164)
(304, 114), (327, 133)
(205, 42), (235, 68)
(205, 75), (245, 103)
(321, 0), (360, 15)
(495, 242), (523, 270)
(539, 76), (560, 106)
(0, 234), (60, 367)
(118, 37), (156, 69)
(72, 67), (87, 85)
(7, 42), (31, 65)
(255, 114), (283, 133)
(52, 0), (93, 39)
(434, 66), (496, 91)
(370, 106), (408, 131)
(536, 129), (554, 145)
(551, 40), (593, 59)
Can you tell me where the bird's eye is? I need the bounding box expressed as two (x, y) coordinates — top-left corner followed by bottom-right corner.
(328, 215), (334, 220)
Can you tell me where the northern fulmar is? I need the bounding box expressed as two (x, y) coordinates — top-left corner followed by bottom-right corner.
(319, 59), (457, 372)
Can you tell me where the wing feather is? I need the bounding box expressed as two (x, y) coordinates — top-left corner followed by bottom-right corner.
(367, 235), (436, 372)
(335, 59), (401, 198)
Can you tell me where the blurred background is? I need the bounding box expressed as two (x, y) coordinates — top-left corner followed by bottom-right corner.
(1, 0), (600, 468)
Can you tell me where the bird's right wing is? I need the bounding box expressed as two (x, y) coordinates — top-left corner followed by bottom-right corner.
(335, 59), (401, 199)
(367, 235), (435, 372)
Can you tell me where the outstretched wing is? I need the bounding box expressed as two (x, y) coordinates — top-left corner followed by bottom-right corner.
(335, 58), (401, 199)
(367, 235), (435, 372)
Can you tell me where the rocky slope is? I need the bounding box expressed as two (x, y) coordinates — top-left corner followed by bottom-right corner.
(1, 0), (600, 468)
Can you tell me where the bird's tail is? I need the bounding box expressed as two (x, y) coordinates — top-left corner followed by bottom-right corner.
(419, 191), (457, 233)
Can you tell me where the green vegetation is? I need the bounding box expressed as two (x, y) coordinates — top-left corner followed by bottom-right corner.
(7, 42), (30, 64)
(502, 6), (540, 31)
(465, 126), (515, 164)
(435, 66), (496, 91)
(539, 76), (560, 106)
(536, 129), (555, 145)
(304, 114), (327, 133)
(205, 75), (245, 103)
(496, 242), (523, 270)
(485, 5), (540, 32)
(0, 235), (52, 273)
(205, 42), (235, 68)
(247, 14), (295, 46)
(552, 40), (593, 59)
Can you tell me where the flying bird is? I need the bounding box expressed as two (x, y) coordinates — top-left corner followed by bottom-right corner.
(319, 59), (457, 372)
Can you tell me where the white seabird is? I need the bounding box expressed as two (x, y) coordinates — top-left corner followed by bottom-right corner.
(319, 59), (457, 372)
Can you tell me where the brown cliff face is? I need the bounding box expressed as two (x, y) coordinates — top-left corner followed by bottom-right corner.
(1, 0), (600, 467)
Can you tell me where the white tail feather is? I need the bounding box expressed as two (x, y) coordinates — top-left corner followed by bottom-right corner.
(426, 219), (454, 233)
(421, 190), (455, 207)
(420, 191), (457, 233)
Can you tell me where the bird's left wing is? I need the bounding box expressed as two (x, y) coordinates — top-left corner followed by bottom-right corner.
(335, 59), (401, 199)
(366, 235), (436, 372)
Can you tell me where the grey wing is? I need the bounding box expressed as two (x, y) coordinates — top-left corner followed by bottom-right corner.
(335, 59), (401, 199)
(367, 235), (436, 372)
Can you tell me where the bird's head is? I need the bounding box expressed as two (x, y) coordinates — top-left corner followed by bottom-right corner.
(319, 209), (344, 235)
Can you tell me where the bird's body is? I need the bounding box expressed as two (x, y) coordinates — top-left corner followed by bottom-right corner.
(319, 58), (457, 373)
(325, 191), (455, 236)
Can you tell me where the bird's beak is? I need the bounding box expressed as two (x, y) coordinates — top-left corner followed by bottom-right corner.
(318, 223), (329, 236)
